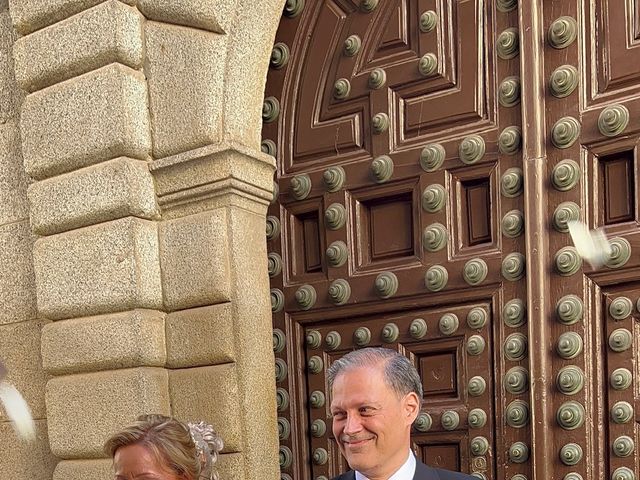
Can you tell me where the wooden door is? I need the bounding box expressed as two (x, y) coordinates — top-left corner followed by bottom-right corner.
(262, 2), (640, 480)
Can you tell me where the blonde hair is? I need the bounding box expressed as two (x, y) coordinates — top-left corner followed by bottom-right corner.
(104, 414), (223, 480)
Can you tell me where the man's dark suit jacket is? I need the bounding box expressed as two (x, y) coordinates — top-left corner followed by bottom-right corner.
(331, 459), (477, 480)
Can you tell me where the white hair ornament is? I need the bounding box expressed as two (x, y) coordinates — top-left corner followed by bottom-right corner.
(188, 421), (223, 480)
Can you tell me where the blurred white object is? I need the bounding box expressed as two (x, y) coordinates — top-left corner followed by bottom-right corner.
(567, 220), (612, 269)
(0, 360), (36, 441)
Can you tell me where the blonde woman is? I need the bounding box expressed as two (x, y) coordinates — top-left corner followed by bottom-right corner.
(105, 414), (223, 480)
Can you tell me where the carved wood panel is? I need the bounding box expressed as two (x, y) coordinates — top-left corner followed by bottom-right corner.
(264, 1), (640, 480)
(539, 1), (640, 479)
(585, 0), (640, 104)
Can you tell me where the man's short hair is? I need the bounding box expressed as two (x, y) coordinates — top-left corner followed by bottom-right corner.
(327, 347), (424, 399)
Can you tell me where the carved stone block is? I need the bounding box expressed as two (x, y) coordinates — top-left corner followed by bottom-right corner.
(13, 1), (144, 92)
(0, 319), (48, 419)
(216, 453), (245, 480)
(0, 421), (57, 480)
(9, 0), (136, 35)
(28, 158), (160, 236)
(0, 121), (29, 226)
(166, 303), (235, 368)
(145, 21), (226, 158)
(41, 310), (166, 375)
(21, 64), (151, 180)
(139, 0), (235, 33)
(159, 209), (231, 311)
(46, 367), (170, 457)
(0, 11), (22, 123)
(169, 364), (243, 452)
(0, 221), (37, 325)
(33, 217), (163, 319)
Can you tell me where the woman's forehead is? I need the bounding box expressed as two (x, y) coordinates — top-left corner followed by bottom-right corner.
(113, 443), (180, 479)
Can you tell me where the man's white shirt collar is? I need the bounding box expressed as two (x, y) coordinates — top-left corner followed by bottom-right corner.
(354, 450), (416, 480)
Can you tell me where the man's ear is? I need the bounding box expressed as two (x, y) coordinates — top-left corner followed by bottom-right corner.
(402, 392), (421, 425)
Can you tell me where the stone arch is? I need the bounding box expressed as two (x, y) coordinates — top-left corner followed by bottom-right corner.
(3, 0), (287, 479)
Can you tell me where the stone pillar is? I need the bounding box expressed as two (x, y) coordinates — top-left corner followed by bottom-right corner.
(143, 0), (284, 476)
(0, 1), (58, 478)
(10, 0), (284, 479)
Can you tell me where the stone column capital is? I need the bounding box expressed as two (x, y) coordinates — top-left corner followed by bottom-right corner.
(150, 141), (276, 217)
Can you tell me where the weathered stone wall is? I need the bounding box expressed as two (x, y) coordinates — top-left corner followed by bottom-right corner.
(0, 0), (58, 477)
(1, 0), (284, 478)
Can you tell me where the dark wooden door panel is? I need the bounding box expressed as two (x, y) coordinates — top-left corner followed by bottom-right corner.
(540, 1), (640, 479)
(585, 0), (640, 103)
(250, 2), (631, 480)
(264, 0), (527, 477)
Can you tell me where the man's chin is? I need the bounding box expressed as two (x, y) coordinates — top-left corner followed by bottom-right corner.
(343, 446), (374, 469)
(345, 457), (380, 479)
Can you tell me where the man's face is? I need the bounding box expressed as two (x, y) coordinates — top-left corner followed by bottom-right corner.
(330, 364), (420, 480)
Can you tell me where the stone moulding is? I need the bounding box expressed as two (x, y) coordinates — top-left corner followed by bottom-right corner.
(149, 141), (276, 216)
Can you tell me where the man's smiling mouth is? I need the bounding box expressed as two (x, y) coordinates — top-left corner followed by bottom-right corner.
(342, 437), (373, 448)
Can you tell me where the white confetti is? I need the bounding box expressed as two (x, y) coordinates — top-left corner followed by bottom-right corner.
(0, 381), (36, 441)
(567, 220), (612, 269)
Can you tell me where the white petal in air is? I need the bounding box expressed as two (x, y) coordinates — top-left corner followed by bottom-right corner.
(0, 381), (36, 441)
(567, 220), (611, 269)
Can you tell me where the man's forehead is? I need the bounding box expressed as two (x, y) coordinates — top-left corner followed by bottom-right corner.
(332, 363), (386, 384)
(331, 366), (392, 398)
(330, 389), (383, 408)
(336, 360), (387, 376)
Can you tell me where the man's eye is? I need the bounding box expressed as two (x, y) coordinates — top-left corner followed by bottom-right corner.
(360, 407), (373, 415)
(332, 412), (346, 419)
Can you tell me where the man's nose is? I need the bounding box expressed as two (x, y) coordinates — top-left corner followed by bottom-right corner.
(343, 413), (363, 435)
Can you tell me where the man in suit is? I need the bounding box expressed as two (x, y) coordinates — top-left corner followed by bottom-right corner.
(328, 347), (476, 480)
